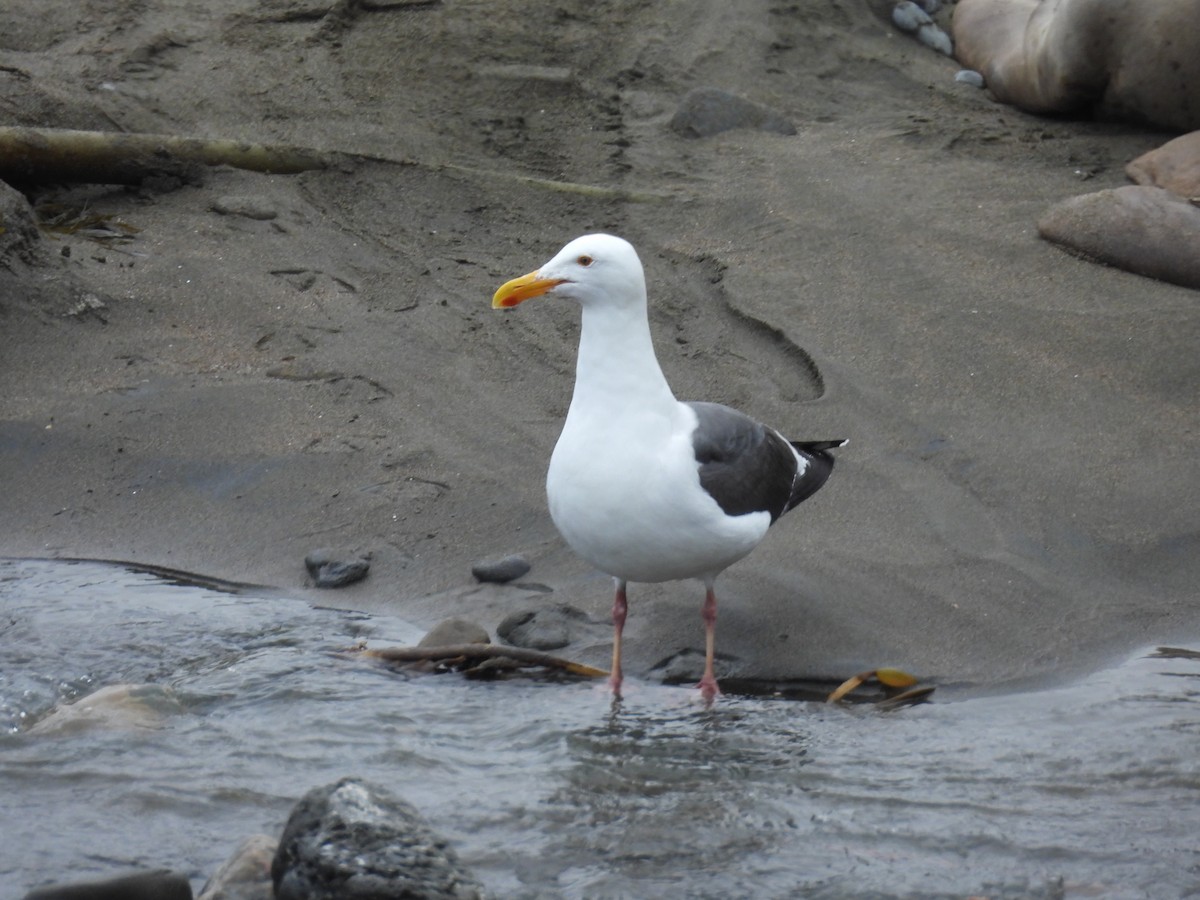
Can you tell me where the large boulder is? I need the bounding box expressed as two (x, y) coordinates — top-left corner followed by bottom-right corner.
(1037, 185), (1200, 289)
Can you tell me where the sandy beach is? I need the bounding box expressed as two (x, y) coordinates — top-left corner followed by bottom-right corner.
(2, 0), (1197, 690)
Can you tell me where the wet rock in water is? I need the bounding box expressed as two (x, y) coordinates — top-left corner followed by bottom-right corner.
(1037, 185), (1200, 290)
(669, 87), (796, 139)
(304, 549), (370, 588)
(28, 683), (183, 735)
(211, 195), (278, 221)
(271, 778), (484, 900)
(22, 869), (192, 900)
(418, 618), (490, 647)
(497, 604), (597, 651)
(198, 834), (277, 900)
(1125, 130), (1200, 198)
(470, 554), (530, 584)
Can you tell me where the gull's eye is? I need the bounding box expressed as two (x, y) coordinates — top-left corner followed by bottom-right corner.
(577, 255), (594, 267)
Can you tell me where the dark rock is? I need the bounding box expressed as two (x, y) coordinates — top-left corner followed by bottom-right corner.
(497, 604), (597, 651)
(23, 870), (192, 900)
(271, 777), (484, 900)
(669, 87), (796, 139)
(304, 549), (370, 588)
(198, 834), (277, 900)
(1037, 185), (1200, 290)
(418, 618), (490, 647)
(470, 554), (530, 584)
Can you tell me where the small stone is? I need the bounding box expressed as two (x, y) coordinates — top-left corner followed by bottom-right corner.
(271, 778), (484, 900)
(22, 870), (192, 900)
(198, 834), (277, 900)
(497, 604), (597, 651)
(892, 1), (932, 32)
(955, 69), (986, 88)
(304, 549), (370, 588)
(419, 618), (490, 647)
(916, 22), (953, 56)
(470, 554), (530, 584)
(669, 87), (796, 139)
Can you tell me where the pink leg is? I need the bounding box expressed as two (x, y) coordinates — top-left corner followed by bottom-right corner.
(698, 583), (721, 702)
(609, 579), (628, 695)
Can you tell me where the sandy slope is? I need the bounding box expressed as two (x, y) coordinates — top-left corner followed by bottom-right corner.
(1, 0), (1196, 689)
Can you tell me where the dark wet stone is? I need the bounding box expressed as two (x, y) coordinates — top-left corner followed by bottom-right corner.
(23, 870), (192, 900)
(497, 604), (596, 651)
(419, 618), (490, 647)
(304, 549), (370, 588)
(669, 87), (796, 139)
(1037, 185), (1200, 290)
(271, 777), (484, 900)
(470, 554), (530, 584)
(197, 834), (277, 900)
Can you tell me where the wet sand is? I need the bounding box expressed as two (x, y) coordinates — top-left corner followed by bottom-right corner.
(1, 0), (1197, 689)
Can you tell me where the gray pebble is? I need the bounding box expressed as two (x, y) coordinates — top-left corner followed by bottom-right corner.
(669, 87), (796, 139)
(497, 604), (598, 651)
(892, 1), (932, 32)
(304, 549), (370, 588)
(916, 23), (953, 56)
(470, 554), (530, 583)
(955, 69), (986, 88)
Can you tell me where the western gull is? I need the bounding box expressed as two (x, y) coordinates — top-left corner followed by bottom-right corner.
(492, 234), (844, 701)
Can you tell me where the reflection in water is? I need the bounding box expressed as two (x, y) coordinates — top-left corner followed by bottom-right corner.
(544, 700), (816, 898)
(1, 559), (1198, 900)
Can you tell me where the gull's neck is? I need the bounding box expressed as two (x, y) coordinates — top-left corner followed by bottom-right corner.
(568, 299), (677, 420)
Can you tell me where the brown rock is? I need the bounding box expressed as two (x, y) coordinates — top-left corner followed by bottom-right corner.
(1126, 131), (1200, 199)
(1037, 185), (1200, 289)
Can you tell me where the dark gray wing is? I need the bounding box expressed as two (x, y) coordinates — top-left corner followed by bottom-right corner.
(687, 401), (842, 522)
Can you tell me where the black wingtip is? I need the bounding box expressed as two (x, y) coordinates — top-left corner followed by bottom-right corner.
(793, 438), (847, 454)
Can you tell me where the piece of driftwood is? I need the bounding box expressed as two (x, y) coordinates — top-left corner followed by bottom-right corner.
(0, 126), (334, 185)
(356, 643), (610, 678)
(0, 126), (676, 201)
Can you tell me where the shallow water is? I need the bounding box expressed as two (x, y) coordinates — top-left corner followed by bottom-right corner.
(1, 559), (1198, 899)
